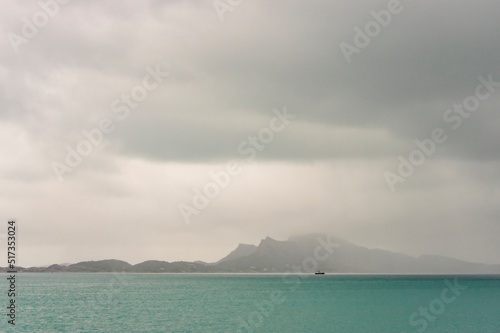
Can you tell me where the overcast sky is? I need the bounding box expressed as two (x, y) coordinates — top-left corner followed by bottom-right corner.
(1, 0), (500, 267)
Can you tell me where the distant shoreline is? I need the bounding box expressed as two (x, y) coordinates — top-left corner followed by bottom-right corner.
(2, 271), (500, 277)
(6, 234), (500, 275)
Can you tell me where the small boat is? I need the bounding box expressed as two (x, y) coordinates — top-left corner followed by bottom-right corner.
(314, 270), (325, 275)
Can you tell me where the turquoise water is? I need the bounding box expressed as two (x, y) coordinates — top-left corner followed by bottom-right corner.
(1, 273), (500, 332)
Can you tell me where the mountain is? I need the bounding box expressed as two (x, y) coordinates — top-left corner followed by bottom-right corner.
(3, 234), (500, 273)
(67, 259), (132, 272)
(215, 233), (500, 274)
(216, 243), (258, 264)
(217, 236), (321, 272)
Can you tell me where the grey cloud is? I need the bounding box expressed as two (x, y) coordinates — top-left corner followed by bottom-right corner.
(1, 0), (500, 267)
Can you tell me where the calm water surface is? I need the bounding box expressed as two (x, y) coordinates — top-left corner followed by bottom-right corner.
(1, 273), (499, 332)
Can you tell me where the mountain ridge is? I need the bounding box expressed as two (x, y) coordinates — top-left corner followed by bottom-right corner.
(4, 233), (500, 273)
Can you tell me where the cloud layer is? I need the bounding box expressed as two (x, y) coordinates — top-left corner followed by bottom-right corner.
(1, 0), (499, 266)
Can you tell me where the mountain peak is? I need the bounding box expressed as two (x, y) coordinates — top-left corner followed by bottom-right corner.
(261, 236), (279, 243)
(216, 243), (257, 264)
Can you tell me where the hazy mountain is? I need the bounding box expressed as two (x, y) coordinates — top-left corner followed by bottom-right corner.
(415, 255), (500, 274)
(217, 236), (324, 272)
(67, 259), (132, 272)
(3, 234), (500, 273)
(216, 243), (258, 264)
(215, 234), (500, 274)
(131, 260), (171, 272)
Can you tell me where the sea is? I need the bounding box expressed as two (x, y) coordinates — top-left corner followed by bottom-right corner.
(1, 273), (499, 332)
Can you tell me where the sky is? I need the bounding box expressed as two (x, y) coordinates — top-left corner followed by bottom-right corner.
(1, 0), (500, 267)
